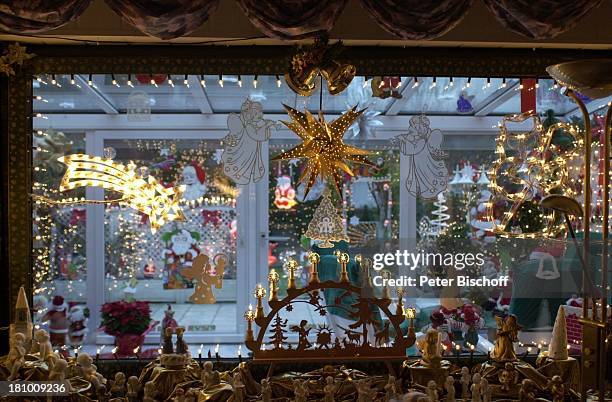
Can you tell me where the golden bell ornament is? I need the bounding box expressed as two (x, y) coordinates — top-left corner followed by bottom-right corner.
(285, 63), (319, 97)
(320, 60), (356, 95)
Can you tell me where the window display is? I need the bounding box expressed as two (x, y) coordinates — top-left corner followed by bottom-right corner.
(30, 72), (601, 362)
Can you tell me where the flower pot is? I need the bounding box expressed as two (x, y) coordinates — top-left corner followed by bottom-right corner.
(115, 333), (144, 356)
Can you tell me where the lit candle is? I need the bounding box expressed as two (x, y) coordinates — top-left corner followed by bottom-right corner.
(238, 345), (242, 363)
(215, 344), (220, 361)
(95, 347), (100, 364)
(307, 252), (320, 284)
(254, 285), (266, 319)
(244, 304), (256, 342)
(395, 287), (404, 316)
(455, 343), (461, 359)
(286, 259), (298, 289)
(469, 344), (475, 364)
(268, 271), (279, 301)
(198, 344), (204, 365)
(112, 346), (118, 360)
(337, 252), (350, 283)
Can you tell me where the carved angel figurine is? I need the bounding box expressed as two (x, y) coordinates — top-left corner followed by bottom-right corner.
(460, 367), (470, 399)
(109, 372), (126, 398)
(491, 314), (521, 361)
(418, 328), (442, 367)
(175, 326), (188, 354)
(499, 363), (518, 393)
(7, 333), (26, 380)
(548, 375), (565, 402)
(324, 376), (337, 402)
(143, 381), (157, 402)
(127, 376), (140, 402)
(481, 377), (491, 402)
(519, 379), (537, 402)
(48, 357), (71, 392)
(232, 372), (246, 402)
(471, 373), (482, 402)
(392, 114), (447, 199)
(426, 380), (439, 402)
(222, 98), (276, 184)
(261, 378), (272, 402)
(77, 353), (106, 389)
(293, 379), (309, 402)
(356, 379), (376, 402)
(384, 375), (397, 402)
(444, 376), (455, 402)
(33, 329), (55, 368)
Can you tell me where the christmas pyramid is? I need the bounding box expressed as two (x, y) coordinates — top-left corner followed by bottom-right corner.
(548, 306), (569, 360)
(305, 190), (349, 248)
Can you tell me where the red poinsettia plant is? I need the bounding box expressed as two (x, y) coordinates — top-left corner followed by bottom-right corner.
(100, 300), (152, 337)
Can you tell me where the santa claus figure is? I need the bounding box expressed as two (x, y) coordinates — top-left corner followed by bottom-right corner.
(181, 163), (207, 201)
(163, 229), (201, 289)
(67, 304), (88, 347)
(42, 296), (69, 347)
(274, 175), (297, 210)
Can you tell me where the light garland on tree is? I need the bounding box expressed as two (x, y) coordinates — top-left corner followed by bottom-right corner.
(485, 112), (581, 238)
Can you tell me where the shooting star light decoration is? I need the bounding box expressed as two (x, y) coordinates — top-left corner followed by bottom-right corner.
(272, 104), (375, 197)
(51, 154), (185, 233)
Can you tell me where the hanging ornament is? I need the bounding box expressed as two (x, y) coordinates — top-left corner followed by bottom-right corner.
(285, 38), (355, 96)
(486, 112), (580, 238)
(272, 105), (375, 197)
(392, 115), (448, 199)
(274, 175), (297, 210)
(36, 154), (185, 233)
(305, 191), (349, 248)
(0, 43), (34, 76)
(222, 98), (277, 184)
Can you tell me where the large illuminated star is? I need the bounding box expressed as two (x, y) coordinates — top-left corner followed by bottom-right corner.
(272, 104), (375, 197)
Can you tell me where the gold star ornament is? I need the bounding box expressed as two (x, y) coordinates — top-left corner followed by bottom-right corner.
(272, 105), (375, 197)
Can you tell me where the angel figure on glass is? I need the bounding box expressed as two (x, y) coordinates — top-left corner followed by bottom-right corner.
(392, 115), (447, 199)
(222, 98), (277, 185)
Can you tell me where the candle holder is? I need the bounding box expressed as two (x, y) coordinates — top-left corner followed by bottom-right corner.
(268, 271), (280, 301)
(381, 270), (391, 300)
(244, 305), (255, 342)
(337, 252), (350, 283)
(307, 252), (320, 284)
(396, 287), (404, 316)
(254, 285), (266, 319)
(285, 259), (298, 289)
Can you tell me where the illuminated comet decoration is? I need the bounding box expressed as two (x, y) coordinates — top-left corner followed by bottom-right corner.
(56, 154), (185, 233)
(272, 104), (375, 197)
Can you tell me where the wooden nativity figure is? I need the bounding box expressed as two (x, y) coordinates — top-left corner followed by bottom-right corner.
(491, 314), (521, 361)
(7, 332), (26, 380)
(181, 253), (226, 304)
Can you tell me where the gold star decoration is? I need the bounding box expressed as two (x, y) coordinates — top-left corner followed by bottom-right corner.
(272, 104), (375, 197)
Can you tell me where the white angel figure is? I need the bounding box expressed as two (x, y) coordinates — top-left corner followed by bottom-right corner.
(392, 115), (448, 199)
(222, 99), (276, 185)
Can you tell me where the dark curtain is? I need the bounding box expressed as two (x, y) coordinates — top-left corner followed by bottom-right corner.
(483, 0), (603, 39)
(236, 0), (348, 40)
(0, 0), (92, 34)
(360, 0), (473, 40)
(103, 0), (220, 40)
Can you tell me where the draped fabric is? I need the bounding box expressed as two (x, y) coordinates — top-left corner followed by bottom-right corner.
(103, 0), (220, 40)
(236, 0), (348, 40)
(360, 0), (473, 40)
(483, 0), (604, 39)
(0, 0), (92, 34)
(0, 0), (604, 41)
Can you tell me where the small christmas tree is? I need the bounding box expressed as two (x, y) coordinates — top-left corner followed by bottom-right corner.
(305, 190), (349, 248)
(430, 192), (450, 236)
(269, 314), (288, 349)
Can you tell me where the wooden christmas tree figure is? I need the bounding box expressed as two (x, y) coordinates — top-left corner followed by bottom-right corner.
(269, 314), (288, 350)
(305, 190), (349, 248)
(548, 307), (568, 360)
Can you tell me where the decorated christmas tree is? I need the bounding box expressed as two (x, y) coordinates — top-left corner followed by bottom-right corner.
(305, 190), (349, 248)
